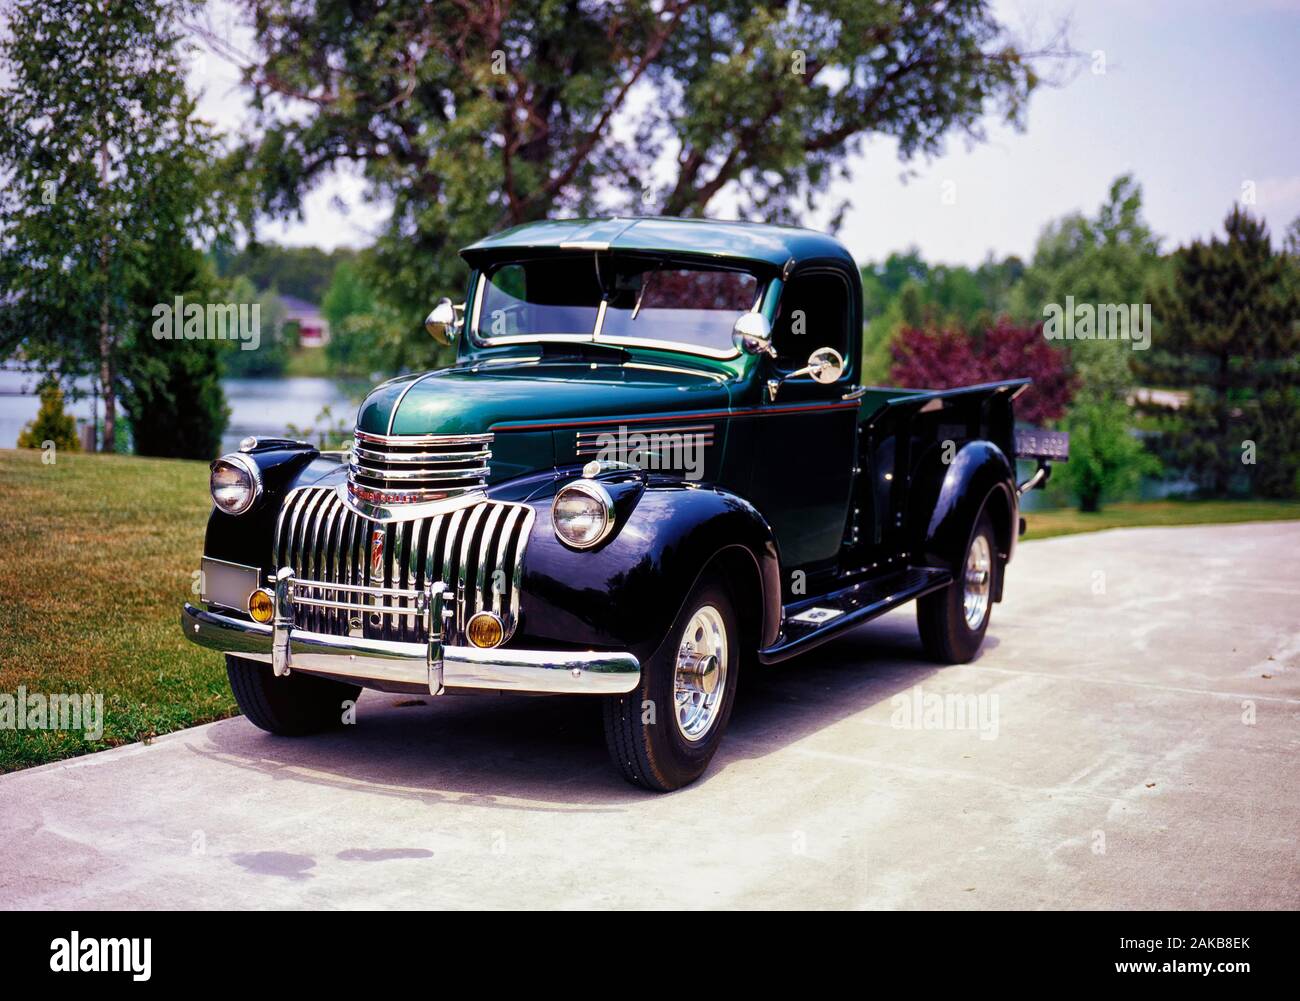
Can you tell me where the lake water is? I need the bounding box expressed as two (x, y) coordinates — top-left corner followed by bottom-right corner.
(0, 367), (366, 454)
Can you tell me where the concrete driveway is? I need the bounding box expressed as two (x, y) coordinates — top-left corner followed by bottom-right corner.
(1, 521), (1297, 909)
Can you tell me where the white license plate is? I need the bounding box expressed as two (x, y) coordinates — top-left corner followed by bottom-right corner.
(201, 557), (261, 611)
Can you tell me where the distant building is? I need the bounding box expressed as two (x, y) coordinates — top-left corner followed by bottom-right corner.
(279, 294), (330, 347)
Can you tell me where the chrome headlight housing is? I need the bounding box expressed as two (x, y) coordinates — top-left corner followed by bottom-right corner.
(551, 480), (615, 549)
(210, 453), (263, 516)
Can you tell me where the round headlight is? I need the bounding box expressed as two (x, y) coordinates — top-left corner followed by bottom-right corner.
(210, 454), (262, 516)
(551, 480), (614, 549)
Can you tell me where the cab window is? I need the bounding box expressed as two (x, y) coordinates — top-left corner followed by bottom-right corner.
(773, 271), (850, 373)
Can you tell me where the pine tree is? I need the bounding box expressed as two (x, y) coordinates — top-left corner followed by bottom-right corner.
(1135, 207), (1300, 497)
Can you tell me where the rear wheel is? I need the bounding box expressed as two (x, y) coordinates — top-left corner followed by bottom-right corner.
(602, 574), (740, 791)
(226, 654), (361, 736)
(917, 510), (999, 664)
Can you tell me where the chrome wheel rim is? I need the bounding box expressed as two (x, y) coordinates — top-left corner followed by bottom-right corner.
(963, 533), (992, 630)
(673, 604), (728, 742)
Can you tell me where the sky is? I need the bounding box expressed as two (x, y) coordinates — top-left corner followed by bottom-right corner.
(187, 0), (1300, 267)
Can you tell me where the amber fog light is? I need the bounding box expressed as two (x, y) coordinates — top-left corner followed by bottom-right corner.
(248, 588), (274, 624)
(466, 611), (504, 649)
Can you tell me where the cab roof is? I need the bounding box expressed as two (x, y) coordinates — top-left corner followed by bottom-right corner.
(461, 216), (856, 272)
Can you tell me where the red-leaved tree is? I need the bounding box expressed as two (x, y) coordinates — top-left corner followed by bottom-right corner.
(889, 320), (1075, 425)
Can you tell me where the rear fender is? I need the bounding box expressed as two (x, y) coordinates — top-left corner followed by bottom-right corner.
(909, 440), (1018, 597)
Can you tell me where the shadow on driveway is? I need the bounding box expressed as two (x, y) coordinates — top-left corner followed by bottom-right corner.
(195, 608), (953, 807)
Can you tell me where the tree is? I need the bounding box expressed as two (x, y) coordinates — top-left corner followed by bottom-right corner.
(1134, 207), (1300, 497)
(1010, 174), (1165, 398)
(322, 260), (378, 372)
(220, 280), (291, 378)
(17, 379), (80, 452)
(0, 0), (227, 455)
(113, 242), (229, 459)
(889, 320), (1075, 425)
(1009, 175), (1168, 510)
(198, 0), (1070, 366)
(1058, 398), (1157, 513)
(220, 242), (358, 302)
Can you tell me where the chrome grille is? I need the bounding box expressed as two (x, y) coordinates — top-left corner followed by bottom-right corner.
(274, 486), (534, 644)
(349, 429), (492, 506)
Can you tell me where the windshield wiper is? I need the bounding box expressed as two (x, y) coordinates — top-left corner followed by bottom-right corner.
(631, 268), (654, 321)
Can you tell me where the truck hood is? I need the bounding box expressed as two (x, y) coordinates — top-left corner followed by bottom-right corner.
(356, 361), (733, 437)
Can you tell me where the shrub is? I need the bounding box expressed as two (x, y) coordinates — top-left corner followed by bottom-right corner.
(17, 379), (80, 452)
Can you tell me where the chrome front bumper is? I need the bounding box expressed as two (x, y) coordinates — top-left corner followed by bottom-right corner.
(181, 600), (641, 696)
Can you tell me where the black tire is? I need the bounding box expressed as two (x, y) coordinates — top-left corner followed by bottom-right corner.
(602, 574), (740, 791)
(226, 654), (361, 736)
(916, 510), (1000, 664)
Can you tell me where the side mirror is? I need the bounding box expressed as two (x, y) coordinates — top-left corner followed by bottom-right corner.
(766, 346), (846, 402)
(803, 346), (845, 384)
(732, 312), (776, 357)
(424, 297), (461, 346)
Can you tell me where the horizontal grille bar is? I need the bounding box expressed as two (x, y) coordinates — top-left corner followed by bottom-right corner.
(355, 429), (493, 447)
(348, 429), (493, 504)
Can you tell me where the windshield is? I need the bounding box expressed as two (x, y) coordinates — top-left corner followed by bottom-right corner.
(475, 255), (761, 355)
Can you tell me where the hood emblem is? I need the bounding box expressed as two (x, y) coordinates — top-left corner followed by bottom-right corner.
(370, 527), (386, 580)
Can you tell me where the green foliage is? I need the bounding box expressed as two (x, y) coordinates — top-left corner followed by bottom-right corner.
(858, 249), (1026, 380)
(0, 0), (228, 455)
(120, 253), (230, 459)
(1058, 397), (1159, 513)
(220, 0), (1062, 371)
(1135, 207), (1300, 498)
(219, 243), (357, 303)
(322, 261), (378, 373)
(17, 380), (80, 452)
(285, 405), (351, 450)
(219, 281), (290, 378)
(1011, 174), (1167, 400)
(1011, 175), (1174, 510)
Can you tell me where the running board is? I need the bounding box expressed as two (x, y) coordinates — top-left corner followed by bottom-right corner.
(758, 566), (952, 665)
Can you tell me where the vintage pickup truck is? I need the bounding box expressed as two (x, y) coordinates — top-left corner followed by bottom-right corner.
(183, 217), (1064, 790)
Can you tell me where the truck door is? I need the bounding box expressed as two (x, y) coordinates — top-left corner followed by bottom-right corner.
(744, 268), (858, 598)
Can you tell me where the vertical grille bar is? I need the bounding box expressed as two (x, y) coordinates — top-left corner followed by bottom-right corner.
(491, 506), (522, 617)
(456, 504), (488, 632)
(510, 508), (535, 631)
(475, 505), (505, 614)
(273, 489), (533, 644)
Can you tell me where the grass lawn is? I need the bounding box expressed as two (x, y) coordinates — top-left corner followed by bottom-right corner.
(0, 448), (228, 772)
(1, 447), (1298, 772)
(1022, 499), (1300, 539)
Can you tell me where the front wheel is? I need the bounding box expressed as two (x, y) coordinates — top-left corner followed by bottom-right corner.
(917, 510), (1000, 664)
(602, 574), (740, 791)
(226, 654), (361, 736)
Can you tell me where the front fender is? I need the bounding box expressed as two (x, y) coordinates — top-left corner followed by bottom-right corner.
(516, 480), (781, 664)
(909, 440), (1018, 574)
(202, 444), (333, 573)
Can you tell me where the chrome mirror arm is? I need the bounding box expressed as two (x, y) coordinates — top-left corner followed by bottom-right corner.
(767, 347), (845, 402)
